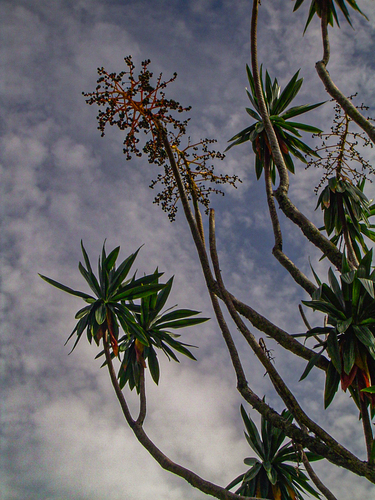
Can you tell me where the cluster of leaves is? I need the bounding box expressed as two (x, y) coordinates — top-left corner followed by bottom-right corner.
(40, 242), (208, 391)
(293, 0), (368, 31)
(83, 56), (191, 166)
(150, 138), (241, 221)
(297, 250), (375, 409)
(316, 177), (375, 262)
(226, 65), (323, 183)
(104, 272), (208, 392)
(226, 406), (321, 499)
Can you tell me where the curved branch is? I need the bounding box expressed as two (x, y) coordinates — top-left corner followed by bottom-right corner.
(224, 290), (330, 371)
(160, 119), (327, 369)
(316, 7), (375, 144)
(103, 336), (264, 500)
(238, 381), (375, 481)
(300, 448), (338, 500)
(250, 0), (289, 190)
(273, 189), (343, 270)
(264, 160), (317, 295)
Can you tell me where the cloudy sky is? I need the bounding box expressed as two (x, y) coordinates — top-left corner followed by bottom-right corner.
(2, 0), (375, 499)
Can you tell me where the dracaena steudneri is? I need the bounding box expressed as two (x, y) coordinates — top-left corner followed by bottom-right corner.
(295, 250), (375, 409)
(293, 0), (368, 32)
(39, 242), (208, 392)
(316, 177), (375, 263)
(226, 65), (323, 184)
(226, 405), (321, 499)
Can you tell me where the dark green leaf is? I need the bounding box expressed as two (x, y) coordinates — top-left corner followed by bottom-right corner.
(299, 348), (325, 381)
(281, 101), (326, 120)
(327, 330), (341, 372)
(112, 283), (165, 301)
(243, 457), (260, 467)
(103, 246), (120, 272)
(75, 305), (92, 319)
(78, 262), (102, 298)
(95, 303), (107, 325)
(324, 362), (341, 409)
(353, 325), (375, 349)
(154, 316), (209, 330)
(241, 406), (264, 458)
(343, 337), (356, 375)
(147, 346), (160, 385)
(39, 274), (94, 300)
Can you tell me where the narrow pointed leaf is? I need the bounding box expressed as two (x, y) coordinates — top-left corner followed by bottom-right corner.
(39, 274), (94, 300)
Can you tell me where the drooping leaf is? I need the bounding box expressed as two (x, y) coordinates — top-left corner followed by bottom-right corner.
(324, 361), (341, 409)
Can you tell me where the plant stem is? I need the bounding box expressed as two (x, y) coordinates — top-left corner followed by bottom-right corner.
(316, 6), (375, 144)
(264, 159), (317, 295)
(299, 447), (338, 500)
(103, 336), (265, 500)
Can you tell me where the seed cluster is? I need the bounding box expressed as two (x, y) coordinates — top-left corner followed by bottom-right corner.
(306, 96), (374, 192)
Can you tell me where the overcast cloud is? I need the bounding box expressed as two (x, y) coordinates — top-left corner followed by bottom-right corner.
(1, 1), (375, 499)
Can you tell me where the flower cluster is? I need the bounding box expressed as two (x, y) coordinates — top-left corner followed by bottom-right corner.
(83, 56), (191, 165)
(84, 57), (241, 220)
(150, 138), (241, 221)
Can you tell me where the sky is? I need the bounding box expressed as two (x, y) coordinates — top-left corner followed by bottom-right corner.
(1, 0), (375, 499)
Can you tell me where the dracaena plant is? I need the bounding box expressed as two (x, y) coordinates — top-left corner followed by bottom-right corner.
(293, 0), (368, 31)
(39, 242), (166, 357)
(297, 250), (375, 409)
(226, 65), (323, 183)
(40, 242), (208, 392)
(316, 177), (375, 263)
(226, 406), (321, 500)
(101, 272), (209, 392)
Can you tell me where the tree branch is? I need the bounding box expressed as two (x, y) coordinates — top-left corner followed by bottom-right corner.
(250, 0), (344, 270)
(238, 383), (375, 481)
(205, 208), (374, 479)
(103, 335), (265, 500)
(299, 447), (339, 500)
(264, 160), (317, 295)
(223, 289), (330, 371)
(316, 7), (375, 144)
(273, 189), (343, 270)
